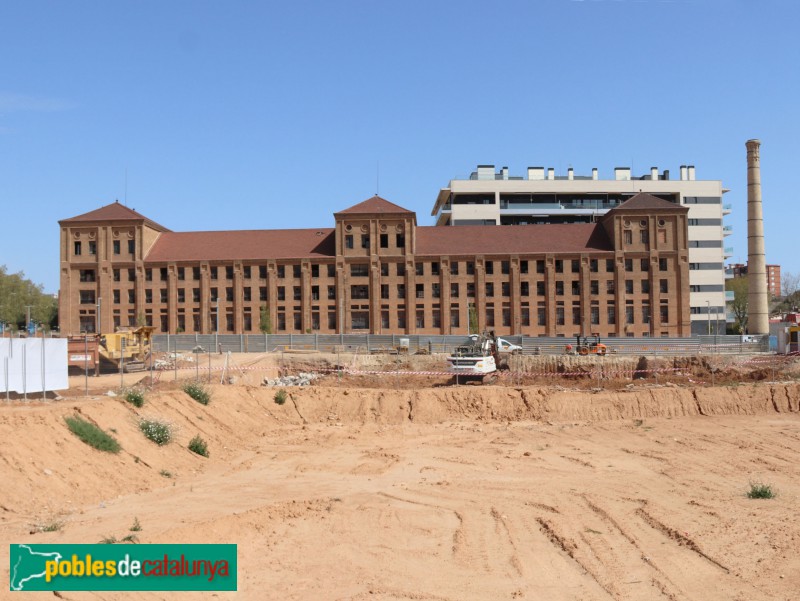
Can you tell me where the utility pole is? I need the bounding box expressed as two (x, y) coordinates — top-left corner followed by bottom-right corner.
(96, 297), (102, 335)
(25, 305), (33, 336)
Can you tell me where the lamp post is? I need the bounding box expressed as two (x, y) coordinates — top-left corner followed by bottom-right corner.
(96, 297), (102, 335)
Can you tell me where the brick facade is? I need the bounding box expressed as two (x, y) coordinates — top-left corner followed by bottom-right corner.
(59, 194), (691, 337)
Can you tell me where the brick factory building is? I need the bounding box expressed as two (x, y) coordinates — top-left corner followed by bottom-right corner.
(59, 194), (691, 337)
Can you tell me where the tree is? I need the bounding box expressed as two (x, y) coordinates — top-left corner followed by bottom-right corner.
(259, 305), (272, 334)
(781, 271), (800, 299)
(468, 303), (478, 334)
(0, 265), (58, 332)
(726, 277), (748, 334)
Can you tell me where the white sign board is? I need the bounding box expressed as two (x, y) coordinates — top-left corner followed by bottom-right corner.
(0, 338), (68, 394)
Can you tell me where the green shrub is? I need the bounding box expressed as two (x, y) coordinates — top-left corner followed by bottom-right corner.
(99, 536), (118, 544)
(139, 418), (173, 446)
(183, 381), (211, 405)
(130, 517), (141, 532)
(124, 388), (145, 408)
(747, 482), (776, 499)
(274, 389), (287, 405)
(36, 520), (64, 533)
(159, 469), (173, 478)
(188, 435), (209, 458)
(65, 416), (121, 453)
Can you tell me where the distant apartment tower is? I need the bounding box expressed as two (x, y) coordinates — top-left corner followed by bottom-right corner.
(432, 164), (730, 335)
(729, 262), (781, 298)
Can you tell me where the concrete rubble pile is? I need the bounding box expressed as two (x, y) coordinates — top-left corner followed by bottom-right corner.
(262, 372), (321, 387)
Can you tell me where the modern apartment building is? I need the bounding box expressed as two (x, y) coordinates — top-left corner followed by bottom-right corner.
(432, 164), (730, 335)
(730, 262), (781, 298)
(58, 194), (691, 337)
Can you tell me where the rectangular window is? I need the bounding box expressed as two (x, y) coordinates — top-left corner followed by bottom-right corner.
(160, 267), (168, 282)
(521, 306), (530, 326)
(88, 241), (97, 255)
(177, 289), (185, 303)
(351, 264), (369, 277)
(555, 281), (564, 295)
(361, 234), (370, 249)
(571, 259), (579, 273)
(590, 280), (599, 295)
(538, 305), (546, 326)
(431, 262), (440, 276)
(260, 287), (267, 301)
(432, 283), (441, 298)
(160, 289), (168, 303)
(640, 258), (649, 272)
(659, 258), (668, 271)
(226, 287), (234, 301)
(625, 280), (633, 294)
(572, 305), (580, 325)
(145, 269), (153, 282)
(537, 281), (545, 296)
(606, 259), (614, 272)
(625, 259), (633, 272)
(74, 241), (82, 256)
(450, 262), (459, 275)
(641, 280), (650, 294)
(311, 264), (319, 278)
(380, 233), (388, 248)
(626, 305), (634, 324)
(113, 240), (120, 255)
(193, 267), (201, 280)
(556, 306), (565, 326)
(641, 230), (649, 244)
(128, 290), (135, 303)
(225, 266), (234, 280)
(396, 234), (405, 248)
(397, 263), (406, 277)
(591, 305), (600, 325)
(145, 290), (153, 304)
(311, 312), (320, 331)
(642, 304), (651, 324)
(380, 263), (389, 277)
(660, 305), (669, 324)
(243, 287), (252, 302)
(485, 261), (493, 275)
(327, 264), (336, 278)
(467, 262), (475, 275)
(293, 312), (302, 330)
(128, 240), (135, 254)
(467, 283), (475, 297)
(415, 263), (424, 276)
(380, 284), (389, 299)
(571, 281), (580, 295)
(607, 280), (615, 294)
(502, 307), (511, 327)
(113, 290), (120, 304)
(589, 259), (598, 273)
(556, 260), (564, 273)
(381, 310), (389, 329)
(624, 230), (632, 244)
(521, 281), (529, 296)
(501, 261), (510, 275)
(607, 305), (616, 325)
(416, 283), (424, 299)
(451, 283), (459, 298)
(537, 260), (545, 274)
(432, 308), (441, 328)
(277, 287), (285, 301)
(79, 269), (96, 282)
(485, 282), (494, 297)
(328, 311), (336, 330)
(293, 265), (301, 279)
(177, 267), (185, 281)
(520, 260), (528, 274)
(210, 287), (218, 301)
(293, 286), (301, 301)
(416, 310), (425, 329)
(501, 282), (510, 297)
(243, 266), (251, 279)
(113, 269), (120, 282)
(193, 288), (201, 302)
(450, 308), (460, 328)
(485, 306), (495, 327)
(311, 285), (320, 301)
(397, 284), (405, 299)
(660, 279), (668, 293)
(345, 235), (354, 249)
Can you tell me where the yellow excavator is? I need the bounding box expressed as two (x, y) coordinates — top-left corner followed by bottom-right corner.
(98, 326), (154, 372)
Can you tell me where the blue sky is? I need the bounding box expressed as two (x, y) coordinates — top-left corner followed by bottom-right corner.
(1, 0), (798, 292)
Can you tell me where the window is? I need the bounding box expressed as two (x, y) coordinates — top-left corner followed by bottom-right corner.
(451, 283), (459, 297)
(485, 306), (495, 327)
(450, 308), (460, 328)
(128, 290), (135, 303)
(74, 241), (82, 256)
(641, 280), (650, 294)
(537, 260), (545, 274)
(521, 282), (529, 296)
(431, 262), (440, 276)
(501, 282), (510, 297)
(193, 267), (201, 280)
(277, 287), (285, 301)
(293, 286), (301, 301)
(572, 305), (581, 325)
(501, 261), (510, 275)
(397, 263), (406, 277)
(293, 265), (301, 278)
(381, 284), (389, 299)
(606, 259), (614, 272)
(259, 287), (267, 301)
(128, 240), (135, 254)
(432, 308), (441, 329)
(396, 234), (405, 248)
(625, 280), (633, 294)
(640, 258), (649, 272)
(178, 267), (185, 281)
(381, 310), (389, 328)
(555, 281), (564, 295)
(416, 310), (425, 329)
(467, 283), (475, 297)
(607, 280), (615, 294)
(345, 235), (354, 249)
(113, 269), (120, 282)
(193, 288), (201, 302)
(210, 266), (218, 280)
(642, 304), (651, 324)
(467, 262), (475, 275)
(415, 263), (424, 276)
(520, 260), (528, 274)
(328, 286), (336, 300)
(521, 306), (530, 326)
(361, 234), (370, 249)
(624, 230), (632, 244)
(145, 269), (153, 282)
(607, 305), (616, 325)
(590, 280), (599, 295)
(380, 234), (388, 248)
(160, 267), (168, 281)
(641, 230), (649, 244)
(660, 279), (668, 293)
(660, 305), (669, 324)
(397, 284), (405, 299)
(625, 305), (634, 324)
(571, 260), (579, 273)
(145, 290), (153, 304)
(243, 287), (252, 302)
(485, 261), (493, 275)
(113, 240), (121, 255)
(113, 290), (120, 304)
(328, 264), (336, 277)
(624, 259), (632, 272)
(502, 306), (511, 327)
(556, 306), (565, 326)
(160, 289), (168, 303)
(659, 258), (668, 271)
(537, 282), (545, 296)
(590, 259), (598, 273)
(555, 260), (563, 273)
(351, 264), (369, 277)
(380, 263), (389, 276)
(432, 283), (440, 298)
(571, 281), (580, 295)
(485, 282), (494, 297)
(226, 266), (234, 280)
(416, 283), (424, 299)
(243, 266), (251, 279)
(210, 287), (218, 301)
(311, 286), (320, 301)
(88, 241), (97, 255)
(311, 264), (319, 278)
(79, 269), (95, 282)
(538, 305), (546, 326)
(591, 305), (600, 325)
(450, 262), (459, 275)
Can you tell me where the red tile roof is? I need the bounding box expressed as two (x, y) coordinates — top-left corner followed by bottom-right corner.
(60, 201), (171, 231)
(612, 192), (688, 212)
(416, 223), (612, 256)
(144, 229), (336, 263)
(335, 195), (414, 215)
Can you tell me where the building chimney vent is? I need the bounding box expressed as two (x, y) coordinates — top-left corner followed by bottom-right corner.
(528, 167), (545, 180)
(547, 168), (555, 180)
(477, 165), (495, 181)
(567, 167), (574, 180)
(687, 165), (696, 181)
(651, 167), (658, 180)
(592, 168), (598, 180)
(501, 166), (509, 180)
(680, 165), (688, 181)
(614, 167), (630, 181)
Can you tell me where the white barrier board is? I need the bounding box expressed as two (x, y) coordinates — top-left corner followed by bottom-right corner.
(0, 339), (68, 393)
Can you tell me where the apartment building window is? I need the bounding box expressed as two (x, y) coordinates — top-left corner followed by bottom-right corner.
(328, 285), (336, 300)
(222, 266), (232, 280)
(416, 283), (424, 299)
(591, 305), (600, 325)
(607, 280), (615, 294)
(485, 282), (494, 297)
(432, 283), (441, 298)
(293, 265), (301, 278)
(537, 260), (545, 274)
(536, 282), (545, 296)
(485, 305), (495, 327)
(572, 304), (581, 325)
(521, 282), (529, 296)
(625, 259), (633, 272)
(243, 287), (252, 302)
(660, 279), (668, 293)
(502, 306), (511, 327)
(311, 311), (320, 330)
(642, 304), (651, 324)
(113, 240), (120, 255)
(485, 261), (494, 275)
(193, 288), (201, 302)
(79, 269), (96, 282)
(351, 264), (368, 277)
(555, 260), (564, 273)
(327, 311), (337, 329)
(113, 290), (120, 304)
(450, 308), (460, 328)
(397, 263), (406, 276)
(555, 282), (564, 296)
(467, 283), (475, 297)
(145, 290), (153, 304)
(640, 258), (649, 272)
(499, 282), (509, 297)
(397, 284), (405, 299)
(625, 304), (634, 324)
(293, 312), (301, 330)
(571, 281), (580, 295)
(178, 267), (185, 281)
(328, 264), (336, 277)
(209, 266), (217, 280)
(624, 230), (633, 244)
(431, 262), (440, 276)
(224, 287), (233, 302)
(660, 304), (669, 324)
(571, 260), (579, 273)
(607, 304), (616, 325)
(311, 264), (319, 278)
(158, 289), (167, 303)
(260, 287), (267, 301)
(590, 280), (599, 295)
(501, 261), (510, 275)
(396, 234), (405, 248)
(432, 308), (441, 328)
(293, 286), (301, 301)
(556, 306), (565, 326)
(590, 259), (598, 273)
(128, 290), (135, 303)
(178, 289), (185, 303)
(380, 263), (389, 277)
(416, 310), (425, 329)
(538, 305), (546, 326)
(659, 258), (668, 271)
(193, 267), (201, 280)
(88, 241), (97, 255)
(625, 280), (633, 294)
(277, 287), (285, 301)
(521, 306), (530, 326)
(451, 283), (459, 298)
(243, 312), (252, 331)
(159, 267), (168, 281)
(128, 240), (135, 254)
(311, 286), (320, 301)
(361, 234), (370, 249)
(450, 262), (459, 275)
(606, 259), (614, 272)
(467, 262), (475, 275)
(380, 284), (389, 299)
(345, 235), (354, 249)
(380, 234), (388, 248)
(381, 310), (389, 329)
(415, 263), (424, 276)
(641, 280), (650, 294)
(520, 260), (528, 274)
(641, 230), (649, 244)
(113, 269), (120, 282)
(243, 266), (251, 279)
(210, 287), (218, 301)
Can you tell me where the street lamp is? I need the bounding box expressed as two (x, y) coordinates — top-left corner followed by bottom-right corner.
(96, 297), (102, 335)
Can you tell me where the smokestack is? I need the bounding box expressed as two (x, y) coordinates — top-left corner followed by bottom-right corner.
(746, 139), (769, 335)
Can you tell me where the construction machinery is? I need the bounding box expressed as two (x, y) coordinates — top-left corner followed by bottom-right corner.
(446, 330), (509, 383)
(98, 326), (154, 372)
(566, 333), (607, 356)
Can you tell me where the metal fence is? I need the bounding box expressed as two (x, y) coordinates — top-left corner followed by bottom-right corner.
(152, 333), (771, 357)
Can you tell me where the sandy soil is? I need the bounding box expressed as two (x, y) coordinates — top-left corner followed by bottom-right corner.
(2, 360), (800, 600)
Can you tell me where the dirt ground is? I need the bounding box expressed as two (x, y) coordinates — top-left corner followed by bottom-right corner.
(2, 353), (800, 600)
